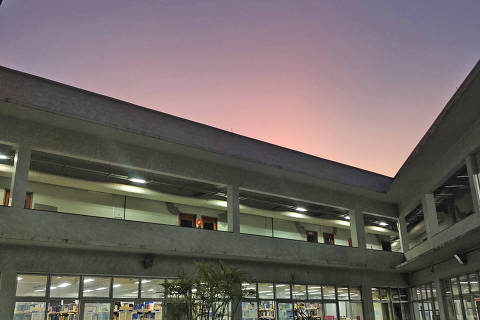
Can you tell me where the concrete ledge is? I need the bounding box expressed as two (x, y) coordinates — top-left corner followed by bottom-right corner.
(0, 207), (404, 271)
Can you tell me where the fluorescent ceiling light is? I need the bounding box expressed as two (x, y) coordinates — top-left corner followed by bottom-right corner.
(0, 154), (9, 160)
(345, 215), (351, 220)
(50, 286), (57, 290)
(34, 289), (44, 292)
(84, 278), (95, 283)
(141, 280), (151, 283)
(129, 178), (147, 184)
(57, 282), (71, 288)
(95, 287), (107, 291)
(295, 207), (307, 212)
(17, 276), (23, 281)
(378, 221), (389, 227)
(83, 289), (94, 293)
(113, 284), (121, 288)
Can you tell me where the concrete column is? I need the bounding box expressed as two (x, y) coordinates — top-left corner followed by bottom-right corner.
(421, 194), (439, 240)
(434, 277), (447, 320)
(0, 267), (17, 318)
(227, 185), (240, 234)
(361, 282), (375, 320)
(9, 143), (31, 209)
(466, 154), (480, 216)
(232, 283), (243, 320)
(349, 204), (366, 249)
(397, 217), (409, 253)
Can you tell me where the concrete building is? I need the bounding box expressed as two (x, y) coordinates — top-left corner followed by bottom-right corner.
(0, 59), (479, 320)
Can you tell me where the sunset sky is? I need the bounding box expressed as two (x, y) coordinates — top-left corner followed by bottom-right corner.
(1, 0), (479, 177)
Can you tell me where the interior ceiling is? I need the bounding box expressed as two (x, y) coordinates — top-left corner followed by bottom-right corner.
(0, 142), (15, 166)
(29, 151), (226, 201)
(405, 205), (424, 232)
(433, 165), (471, 210)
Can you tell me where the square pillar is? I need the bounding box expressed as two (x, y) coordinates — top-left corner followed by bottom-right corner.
(466, 154), (480, 216)
(0, 268), (17, 318)
(433, 277), (447, 320)
(227, 185), (240, 234)
(397, 216), (409, 253)
(349, 204), (366, 249)
(361, 282), (375, 320)
(9, 143), (31, 209)
(421, 194), (439, 240)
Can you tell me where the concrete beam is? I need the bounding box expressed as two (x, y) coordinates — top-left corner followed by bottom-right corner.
(9, 142), (31, 209)
(227, 185), (240, 234)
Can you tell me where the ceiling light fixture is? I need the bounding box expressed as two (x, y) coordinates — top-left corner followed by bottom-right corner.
(0, 154), (9, 160)
(378, 221), (389, 227)
(296, 207), (307, 212)
(129, 178), (147, 184)
(17, 276), (23, 281)
(57, 282), (71, 288)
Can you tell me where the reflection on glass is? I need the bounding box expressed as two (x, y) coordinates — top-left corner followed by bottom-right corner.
(337, 287), (349, 300)
(16, 274), (48, 297)
(351, 302), (364, 320)
(469, 273), (479, 293)
(242, 302), (258, 320)
(242, 283), (257, 298)
(307, 286), (322, 300)
(83, 276), (111, 297)
(13, 302), (46, 320)
(258, 283), (274, 299)
(292, 285), (307, 300)
(275, 284), (291, 299)
(373, 302), (391, 320)
(50, 276), (80, 298)
(141, 279), (165, 298)
(350, 287), (361, 300)
(83, 302), (110, 320)
(323, 286), (336, 300)
(277, 303), (293, 320)
(113, 278), (139, 298)
(259, 301), (276, 320)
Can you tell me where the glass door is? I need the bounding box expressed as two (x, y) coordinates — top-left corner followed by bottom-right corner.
(277, 302), (293, 320)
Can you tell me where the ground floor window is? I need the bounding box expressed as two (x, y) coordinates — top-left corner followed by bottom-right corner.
(409, 284), (439, 320)
(372, 287), (410, 320)
(443, 272), (480, 320)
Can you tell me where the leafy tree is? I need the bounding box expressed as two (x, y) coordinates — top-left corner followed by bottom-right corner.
(162, 261), (254, 320)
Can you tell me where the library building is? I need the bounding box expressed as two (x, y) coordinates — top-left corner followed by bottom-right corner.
(1, 59), (480, 320)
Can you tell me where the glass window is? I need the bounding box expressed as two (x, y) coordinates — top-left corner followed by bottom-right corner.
(292, 285), (307, 300)
(337, 286), (349, 300)
(83, 276), (111, 297)
(141, 279), (165, 298)
(378, 288), (390, 301)
(258, 283), (274, 299)
(421, 286), (427, 300)
(410, 288), (418, 301)
(372, 288), (380, 301)
(323, 286), (336, 300)
(275, 284), (291, 299)
(459, 275), (470, 295)
(242, 301), (258, 320)
(48, 300), (79, 319)
(399, 288), (408, 302)
(469, 273), (479, 293)
(113, 277), (139, 298)
(350, 302), (364, 320)
(83, 302), (111, 320)
(391, 288), (400, 302)
(324, 303), (338, 320)
(451, 278), (460, 296)
(16, 274), (48, 297)
(258, 300), (275, 320)
(13, 302), (46, 320)
(374, 302), (392, 320)
(242, 282), (257, 298)
(50, 275), (80, 298)
(464, 298), (475, 320)
(277, 302), (293, 320)
(350, 287), (361, 300)
(307, 285), (322, 300)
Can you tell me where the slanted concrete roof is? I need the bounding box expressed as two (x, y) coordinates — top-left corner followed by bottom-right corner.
(0, 65), (393, 194)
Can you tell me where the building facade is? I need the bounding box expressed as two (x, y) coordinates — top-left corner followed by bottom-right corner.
(0, 60), (480, 320)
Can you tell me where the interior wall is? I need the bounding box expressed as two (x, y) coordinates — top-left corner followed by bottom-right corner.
(27, 180), (228, 230)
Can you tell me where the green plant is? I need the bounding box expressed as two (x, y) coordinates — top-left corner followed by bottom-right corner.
(162, 261), (254, 320)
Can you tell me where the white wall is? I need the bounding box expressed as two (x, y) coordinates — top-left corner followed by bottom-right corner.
(240, 212), (352, 246)
(28, 181), (228, 230)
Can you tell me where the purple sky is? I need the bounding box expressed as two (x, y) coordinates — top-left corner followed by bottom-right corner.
(1, 0), (479, 176)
